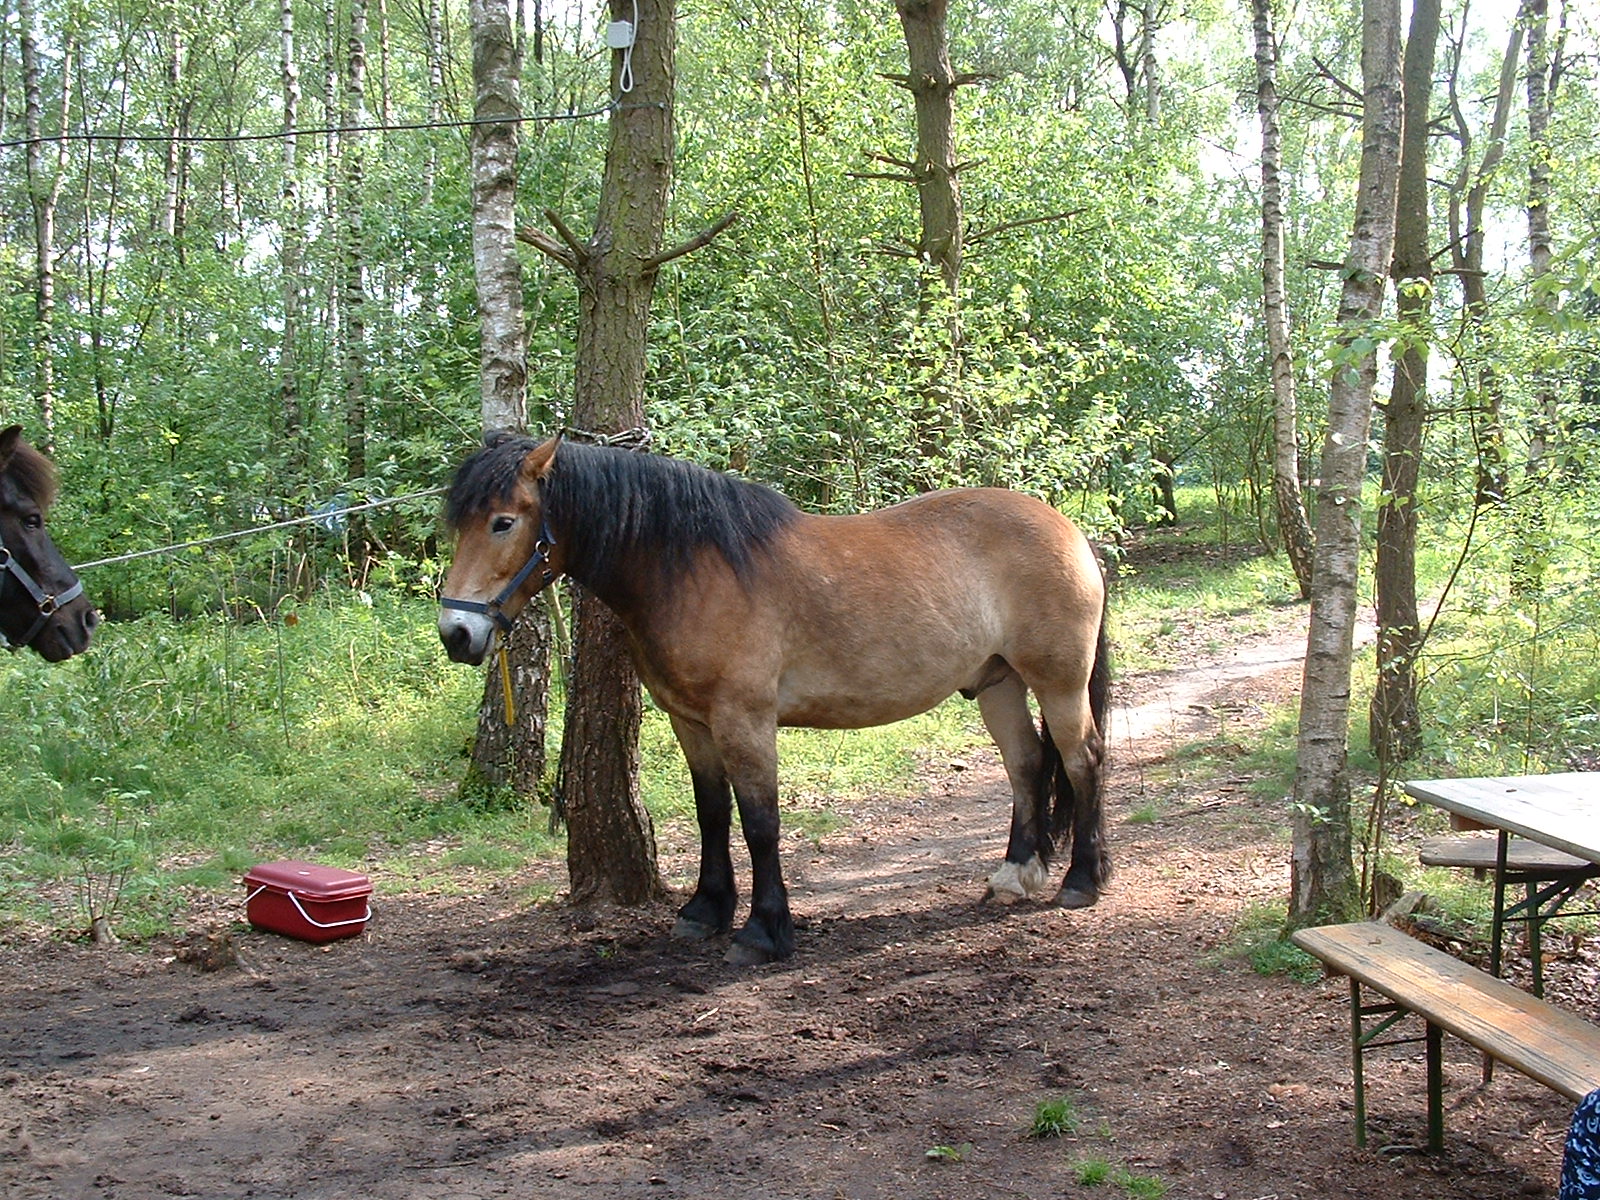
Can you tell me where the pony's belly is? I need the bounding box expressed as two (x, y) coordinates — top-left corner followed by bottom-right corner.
(774, 671), (961, 730)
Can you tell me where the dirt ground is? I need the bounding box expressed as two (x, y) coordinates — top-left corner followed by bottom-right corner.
(2, 594), (1591, 1200)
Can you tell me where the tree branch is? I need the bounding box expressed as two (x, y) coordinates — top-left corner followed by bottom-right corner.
(516, 223), (577, 271)
(642, 210), (740, 271)
(969, 207), (1085, 245)
(544, 207), (588, 263)
(864, 150), (917, 172)
(1312, 55), (1363, 102)
(847, 170), (917, 184)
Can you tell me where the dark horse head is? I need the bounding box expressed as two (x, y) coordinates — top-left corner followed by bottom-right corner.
(0, 426), (98, 660)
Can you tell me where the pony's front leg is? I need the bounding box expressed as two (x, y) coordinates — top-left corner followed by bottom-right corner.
(717, 713), (794, 964)
(668, 715), (738, 942)
(977, 675), (1053, 903)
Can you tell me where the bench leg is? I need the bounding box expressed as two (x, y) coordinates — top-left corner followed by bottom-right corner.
(1426, 1022), (1444, 1154)
(1350, 978), (1368, 1148)
(1528, 880), (1544, 998)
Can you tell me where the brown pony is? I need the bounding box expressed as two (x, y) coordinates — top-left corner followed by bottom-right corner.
(0, 425), (97, 661)
(439, 434), (1110, 963)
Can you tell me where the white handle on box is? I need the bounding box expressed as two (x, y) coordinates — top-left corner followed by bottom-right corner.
(246, 884), (371, 929)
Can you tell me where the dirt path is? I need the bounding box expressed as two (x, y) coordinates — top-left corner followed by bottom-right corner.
(0, 605), (1580, 1200)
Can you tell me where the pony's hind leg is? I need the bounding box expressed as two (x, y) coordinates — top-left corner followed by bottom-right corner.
(1034, 689), (1109, 909)
(668, 715), (738, 941)
(976, 673), (1055, 903)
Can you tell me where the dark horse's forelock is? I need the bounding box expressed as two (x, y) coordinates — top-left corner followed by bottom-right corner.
(446, 435), (800, 589)
(1, 438), (58, 510)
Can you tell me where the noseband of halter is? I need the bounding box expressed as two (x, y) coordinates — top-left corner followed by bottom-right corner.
(0, 526), (84, 653)
(439, 514), (557, 634)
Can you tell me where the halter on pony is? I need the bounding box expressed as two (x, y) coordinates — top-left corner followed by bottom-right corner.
(438, 510), (557, 634)
(0, 524), (85, 653)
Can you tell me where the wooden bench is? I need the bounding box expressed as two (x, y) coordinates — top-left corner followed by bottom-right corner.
(1418, 834), (1599, 996)
(1291, 920), (1600, 1152)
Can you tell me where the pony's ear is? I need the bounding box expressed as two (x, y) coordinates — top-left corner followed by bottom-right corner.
(519, 436), (560, 486)
(0, 425), (20, 471)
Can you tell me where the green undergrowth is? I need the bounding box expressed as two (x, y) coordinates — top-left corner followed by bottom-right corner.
(0, 593), (985, 941)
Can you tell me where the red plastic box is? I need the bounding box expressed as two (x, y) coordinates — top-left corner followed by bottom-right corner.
(243, 860), (372, 943)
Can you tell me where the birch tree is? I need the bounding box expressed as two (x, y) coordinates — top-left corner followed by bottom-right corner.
(339, 0), (370, 489)
(1289, 0), (1403, 926)
(1251, 0), (1314, 598)
(19, 0), (71, 450)
(280, 0), (309, 486)
(463, 0), (551, 800)
(1445, 18), (1522, 505)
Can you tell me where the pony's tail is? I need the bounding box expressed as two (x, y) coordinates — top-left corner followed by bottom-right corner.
(1089, 602), (1112, 739)
(1043, 600), (1112, 889)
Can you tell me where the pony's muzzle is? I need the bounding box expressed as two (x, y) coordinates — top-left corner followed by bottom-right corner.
(33, 603), (98, 661)
(439, 610), (494, 666)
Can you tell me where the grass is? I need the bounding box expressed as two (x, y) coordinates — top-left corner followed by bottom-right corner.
(1223, 901), (1323, 983)
(0, 592), (987, 941)
(1028, 1095), (1082, 1139)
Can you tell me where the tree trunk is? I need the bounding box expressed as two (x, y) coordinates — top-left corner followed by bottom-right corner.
(891, 0), (965, 478)
(464, 0), (550, 801)
(20, 0), (70, 450)
(340, 0), (370, 493)
(893, 0), (962, 303)
(1139, 0), (1161, 125)
(279, 0), (308, 488)
(1523, 0), (1558, 474)
(1251, 0), (1314, 598)
(1369, 0), (1439, 765)
(1289, 0), (1403, 928)
(553, 0), (677, 907)
(422, 0), (444, 206)
(1446, 21), (1522, 505)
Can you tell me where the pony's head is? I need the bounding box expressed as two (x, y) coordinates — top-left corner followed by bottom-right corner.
(0, 425), (98, 660)
(437, 432), (562, 665)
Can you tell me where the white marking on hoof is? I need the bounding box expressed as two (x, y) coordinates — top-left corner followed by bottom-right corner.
(987, 855), (1050, 904)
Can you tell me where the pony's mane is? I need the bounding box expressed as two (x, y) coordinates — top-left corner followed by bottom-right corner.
(446, 435), (799, 589)
(1, 437), (58, 509)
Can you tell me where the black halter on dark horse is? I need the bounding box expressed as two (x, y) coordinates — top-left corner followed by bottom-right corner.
(439, 432), (1110, 963)
(0, 425), (98, 661)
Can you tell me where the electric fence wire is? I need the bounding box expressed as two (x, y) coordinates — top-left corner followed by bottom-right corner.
(0, 102), (665, 153)
(71, 487), (448, 572)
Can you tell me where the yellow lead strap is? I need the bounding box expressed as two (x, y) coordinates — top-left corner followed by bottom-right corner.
(498, 644), (516, 725)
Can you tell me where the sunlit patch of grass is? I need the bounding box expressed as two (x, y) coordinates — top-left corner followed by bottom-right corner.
(1220, 901), (1322, 982)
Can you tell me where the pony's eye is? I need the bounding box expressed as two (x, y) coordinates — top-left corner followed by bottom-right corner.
(490, 515), (516, 534)
(22, 513), (43, 531)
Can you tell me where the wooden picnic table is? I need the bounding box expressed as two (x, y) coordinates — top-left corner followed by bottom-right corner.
(1403, 772), (1600, 864)
(1291, 773), (1600, 1150)
(1403, 771), (1600, 993)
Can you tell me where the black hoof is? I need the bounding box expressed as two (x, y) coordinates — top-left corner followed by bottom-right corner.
(672, 916), (720, 942)
(1055, 885), (1099, 909)
(724, 940), (774, 966)
(725, 916), (793, 965)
